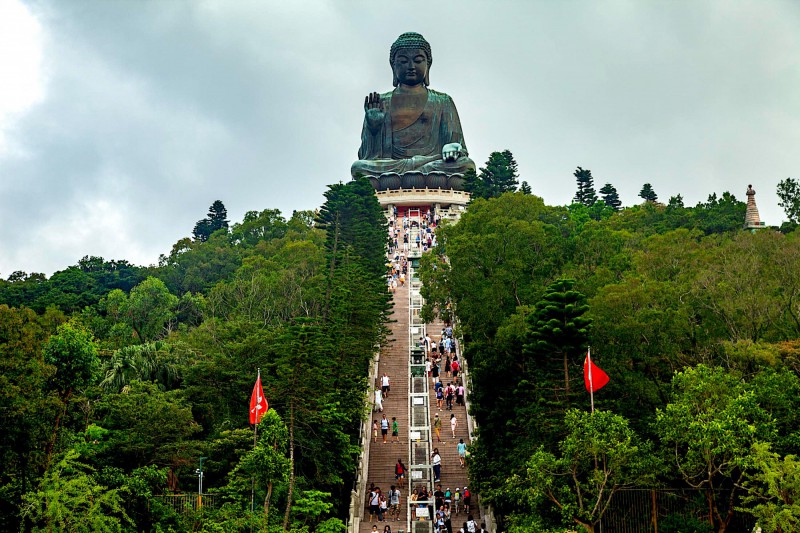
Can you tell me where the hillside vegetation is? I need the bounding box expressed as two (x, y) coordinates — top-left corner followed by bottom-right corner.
(0, 178), (388, 532)
(419, 188), (800, 532)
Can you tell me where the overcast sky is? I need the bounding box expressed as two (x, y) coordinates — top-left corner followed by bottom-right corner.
(1, 0), (798, 276)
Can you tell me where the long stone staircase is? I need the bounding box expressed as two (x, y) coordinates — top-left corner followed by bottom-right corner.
(352, 211), (485, 533)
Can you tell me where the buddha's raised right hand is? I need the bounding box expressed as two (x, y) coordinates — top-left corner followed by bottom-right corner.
(364, 91), (384, 132)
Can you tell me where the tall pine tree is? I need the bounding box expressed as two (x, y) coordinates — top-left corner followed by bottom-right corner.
(599, 183), (621, 211)
(573, 167), (598, 206)
(192, 200), (229, 241)
(207, 200), (229, 233)
(639, 183), (658, 202)
(525, 279), (591, 411)
(464, 150), (520, 199)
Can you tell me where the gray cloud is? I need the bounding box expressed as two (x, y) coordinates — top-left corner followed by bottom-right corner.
(1, 0), (798, 275)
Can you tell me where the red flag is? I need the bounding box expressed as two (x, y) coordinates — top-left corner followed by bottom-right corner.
(249, 375), (268, 424)
(584, 352), (610, 393)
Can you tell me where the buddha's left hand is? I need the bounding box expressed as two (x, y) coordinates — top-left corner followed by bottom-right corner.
(442, 143), (463, 162)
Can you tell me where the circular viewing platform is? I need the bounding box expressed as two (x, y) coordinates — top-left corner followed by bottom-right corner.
(374, 187), (470, 209)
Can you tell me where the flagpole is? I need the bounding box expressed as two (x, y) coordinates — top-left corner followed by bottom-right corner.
(588, 348), (594, 413)
(251, 368), (260, 515)
(254, 368), (261, 447)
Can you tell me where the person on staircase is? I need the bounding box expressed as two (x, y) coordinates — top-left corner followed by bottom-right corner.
(381, 414), (390, 444)
(431, 448), (441, 482)
(457, 439), (467, 468)
(389, 485), (401, 521)
(395, 458), (406, 488)
(433, 413), (442, 443)
(381, 373), (391, 399)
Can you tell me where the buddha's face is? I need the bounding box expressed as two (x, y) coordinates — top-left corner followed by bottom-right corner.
(392, 47), (428, 86)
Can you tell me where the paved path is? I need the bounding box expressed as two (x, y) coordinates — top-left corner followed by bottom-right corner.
(426, 318), (482, 528)
(358, 214), (482, 532)
(359, 279), (409, 532)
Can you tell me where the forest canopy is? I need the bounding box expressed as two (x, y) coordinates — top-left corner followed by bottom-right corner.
(2, 165), (799, 532)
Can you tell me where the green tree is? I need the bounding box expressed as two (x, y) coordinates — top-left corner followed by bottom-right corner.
(316, 176), (389, 323)
(230, 209), (288, 247)
(94, 380), (201, 468)
(193, 200), (230, 242)
(692, 192), (746, 235)
(639, 182), (658, 202)
(207, 200), (229, 233)
(464, 150), (520, 199)
(573, 167), (598, 207)
(669, 194), (685, 208)
(519, 181), (532, 195)
(740, 442), (800, 533)
(99, 341), (182, 393)
(525, 279), (591, 408)
(599, 182), (621, 210)
(21, 449), (131, 532)
(43, 321), (98, 397)
(520, 409), (659, 532)
(656, 365), (774, 533)
(104, 277), (179, 342)
(192, 218), (213, 243)
(225, 409), (290, 527)
(0, 306), (61, 530)
(777, 177), (800, 224)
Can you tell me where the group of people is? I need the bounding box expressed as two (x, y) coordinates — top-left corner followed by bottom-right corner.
(372, 414), (400, 444)
(386, 209), (441, 255)
(367, 209), (484, 530)
(386, 262), (406, 293)
(434, 380), (466, 411)
(366, 483), (402, 523)
(403, 482), (486, 533)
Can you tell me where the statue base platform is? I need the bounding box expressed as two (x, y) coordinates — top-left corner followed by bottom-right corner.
(359, 170), (471, 222)
(375, 187), (469, 225)
(367, 171), (465, 192)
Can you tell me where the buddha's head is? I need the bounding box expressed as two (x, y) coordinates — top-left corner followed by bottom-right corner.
(390, 32), (432, 87)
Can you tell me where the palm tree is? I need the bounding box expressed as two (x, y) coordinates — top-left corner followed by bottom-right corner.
(100, 341), (181, 392)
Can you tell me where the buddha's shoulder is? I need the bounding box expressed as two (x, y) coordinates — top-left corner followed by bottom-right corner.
(427, 89), (454, 102)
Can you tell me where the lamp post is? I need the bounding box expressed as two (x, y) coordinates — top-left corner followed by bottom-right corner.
(196, 457), (207, 495)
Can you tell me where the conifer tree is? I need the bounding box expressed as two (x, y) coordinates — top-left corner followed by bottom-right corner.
(525, 279), (591, 409)
(192, 200), (229, 242)
(573, 167), (598, 206)
(482, 149), (519, 195)
(639, 183), (658, 202)
(462, 168), (485, 199)
(668, 194), (685, 208)
(464, 150), (520, 199)
(207, 200), (229, 233)
(192, 219), (212, 242)
(520, 181), (532, 195)
(599, 183), (621, 211)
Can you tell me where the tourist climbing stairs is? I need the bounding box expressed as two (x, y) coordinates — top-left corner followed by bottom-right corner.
(351, 211), (484, 533)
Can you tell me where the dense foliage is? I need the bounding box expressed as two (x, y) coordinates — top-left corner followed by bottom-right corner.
(419, 183), (800, 532)
(2, 159), (797, 532)
(0, 178), (388, 532)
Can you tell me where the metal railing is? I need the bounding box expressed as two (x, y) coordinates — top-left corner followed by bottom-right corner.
(602, 488), (756, 532)
(407, 271), (434, 533)
(158, 493), (219, 513)
(347, 347), (380, 532)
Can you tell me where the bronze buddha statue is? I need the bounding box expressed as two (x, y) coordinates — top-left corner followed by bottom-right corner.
(351, 32), (475, 180)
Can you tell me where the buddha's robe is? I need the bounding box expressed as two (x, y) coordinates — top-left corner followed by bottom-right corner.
(351, 89), (475, 177)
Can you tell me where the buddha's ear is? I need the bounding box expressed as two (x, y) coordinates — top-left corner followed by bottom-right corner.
(424, 71), (430, 86)
(393, 73), (399, 87)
